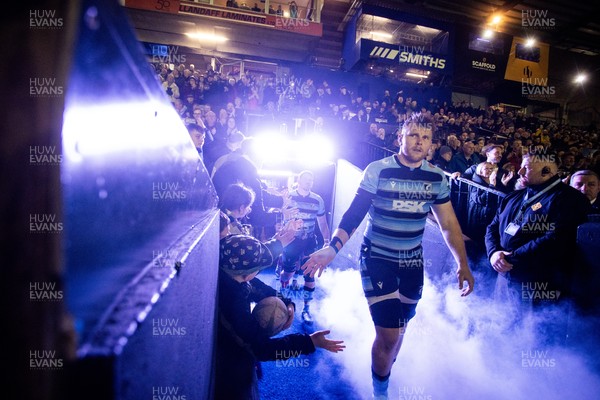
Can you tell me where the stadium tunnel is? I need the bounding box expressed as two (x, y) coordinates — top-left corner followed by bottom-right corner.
(4, 0), (600, 399)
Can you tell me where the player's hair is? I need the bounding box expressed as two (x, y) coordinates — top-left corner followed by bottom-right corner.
(400, 112), (436, 136)
(297, 170), (314, 180)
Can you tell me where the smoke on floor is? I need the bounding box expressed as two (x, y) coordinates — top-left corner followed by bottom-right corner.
(312, 269), (600, 400)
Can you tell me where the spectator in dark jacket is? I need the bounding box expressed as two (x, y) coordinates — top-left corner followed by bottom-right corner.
(215, 234), (345, 400)
(434, 145), (453, 172)
(485, 151), (590, 345)
(212, 138), (288, 235)
(569, 169), (600, 214)
(449, 140), (481, 173)
(466, 162), (501, 240)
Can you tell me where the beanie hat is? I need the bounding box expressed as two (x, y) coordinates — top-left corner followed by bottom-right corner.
(220, 234), (273, 276)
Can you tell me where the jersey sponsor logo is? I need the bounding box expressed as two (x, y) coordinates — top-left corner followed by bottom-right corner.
(377, 281), (384, 289)
(392, 200), (427, 213)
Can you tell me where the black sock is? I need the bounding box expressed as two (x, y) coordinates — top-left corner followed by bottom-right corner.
(371, 368), (390, 382)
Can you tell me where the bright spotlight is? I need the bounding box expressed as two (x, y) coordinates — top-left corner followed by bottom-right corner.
(574, 74), (587, 84)
(296, 135), (334, 165)
(525, 38), (536, 47)
(491, 15), (502, 25)
(482, 29), (494, 39)
(251, 134), (289, 163)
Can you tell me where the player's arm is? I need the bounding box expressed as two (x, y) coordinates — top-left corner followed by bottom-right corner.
(301, 187), (374, 277)
(316, 214), (330, 245)
(431, 201), (474, 296)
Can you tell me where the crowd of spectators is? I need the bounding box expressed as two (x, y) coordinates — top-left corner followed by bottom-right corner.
(154, 61), (600, 236)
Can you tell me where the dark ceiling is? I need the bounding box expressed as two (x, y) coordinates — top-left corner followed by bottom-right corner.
(358, 0), (600, 56)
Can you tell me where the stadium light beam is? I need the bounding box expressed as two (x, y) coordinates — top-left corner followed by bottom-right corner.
(406, 72), (429, 79)
(370, 31), (393, 39)
(185, 32), (228, 42)
(574, 74), (587, 84)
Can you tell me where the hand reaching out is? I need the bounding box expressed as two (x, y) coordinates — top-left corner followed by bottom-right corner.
(300, 247), (336, 278)
(310, 330), (345, 353)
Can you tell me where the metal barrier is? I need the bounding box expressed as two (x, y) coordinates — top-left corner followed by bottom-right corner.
(447, 175), (506, 242)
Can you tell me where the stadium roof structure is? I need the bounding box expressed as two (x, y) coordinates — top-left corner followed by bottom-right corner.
(343, 0), (600, 56)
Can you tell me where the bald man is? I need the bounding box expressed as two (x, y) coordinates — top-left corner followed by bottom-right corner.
(485, 151), (590, 343)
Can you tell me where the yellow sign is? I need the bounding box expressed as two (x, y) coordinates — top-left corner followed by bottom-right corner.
(504, 37), (550, 86)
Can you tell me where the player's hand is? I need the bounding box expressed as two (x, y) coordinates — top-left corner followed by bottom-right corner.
(274, 226), (296, 247)
(283, 206), (299, 221)
(300, 247), (336, 278)
(309, 330), (345, 353)
(490, 250), (513, 273)
(456, 265), (475, 297)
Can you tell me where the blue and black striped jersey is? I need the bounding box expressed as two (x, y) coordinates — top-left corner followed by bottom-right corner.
(360, 155), (450, 260)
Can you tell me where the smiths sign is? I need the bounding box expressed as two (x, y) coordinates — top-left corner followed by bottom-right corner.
(399, 51), (446, 69)
(367, 43), (447, 71)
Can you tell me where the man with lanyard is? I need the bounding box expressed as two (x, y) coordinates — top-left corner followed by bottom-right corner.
(280, 170), (331, 325)
(301, 114), (474, 399)
(485, 150), (590, 344)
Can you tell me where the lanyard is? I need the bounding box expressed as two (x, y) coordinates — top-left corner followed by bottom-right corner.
(513, 179), (560, 223)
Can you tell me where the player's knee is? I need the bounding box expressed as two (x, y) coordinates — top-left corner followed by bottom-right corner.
(370, 298), (402, 329)
(374, 328), (402, 352)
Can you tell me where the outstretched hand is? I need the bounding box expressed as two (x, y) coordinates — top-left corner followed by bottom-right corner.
(300, 247), (336, 278)
(310, 330), (345, 353)
(456, 265), (475, 297)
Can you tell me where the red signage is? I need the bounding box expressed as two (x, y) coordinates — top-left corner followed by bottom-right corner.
(125, 0), (322, 37)
(179, 3), (267, 25)
(265, 15), (323, 37)
(125, 0), (180, 14)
